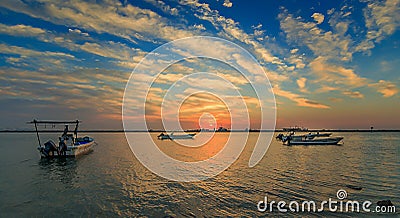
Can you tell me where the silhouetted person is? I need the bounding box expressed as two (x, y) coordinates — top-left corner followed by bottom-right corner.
(62, 125), (68, 137)
(59, 137), (67, 156)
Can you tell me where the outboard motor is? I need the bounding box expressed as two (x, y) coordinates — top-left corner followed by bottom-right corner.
(276, 133), (284, 141)
(157, 133), (165, 139)
(40, 140), (58, 157)
(281, 135), (291, 143)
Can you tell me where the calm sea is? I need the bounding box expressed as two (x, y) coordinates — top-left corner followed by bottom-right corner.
(0, 132), (398, 217)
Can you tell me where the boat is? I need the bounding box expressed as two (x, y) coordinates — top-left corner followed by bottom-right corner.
(157, 132), (196, 140)
(28, 119), (95, 158)
(282, 126), (308, 132)
(276, 131), (343, 146)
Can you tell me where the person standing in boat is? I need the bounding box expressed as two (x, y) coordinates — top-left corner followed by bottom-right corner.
(59, 137), (67, 156)
(62, 125), (68, 137)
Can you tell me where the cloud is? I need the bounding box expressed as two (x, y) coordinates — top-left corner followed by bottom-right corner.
(369, 80), (398, 97)
(279, 10), (353, 62)
(343, 90), (364, 98)
(363, 0), (400, 43)
(216, 72), (248, 85)
(154, 73), (185, 84)
(296, 77), (307, 92)
(0, 67), (127, 115)
(80, 41), (132, 60)
(350, 0), (400, 55)
(193, 24), (206, 30)
(0, 43), (74, 58)
(329, 97), (343, 102)
(223, 0), (233, 8)
(273, 85), (330, 109)
(309, 56), (367, 87)
(0, 23), (46, 37)
(0, 0), (193, 43)
(68, 28), (89, 36)
(184, 0), (284, 67)
(287, 54), (305, 69)
(0, 23), (144, 65)
(311, 12), (325, 24)
(144, 0), (179, 16)
(316, 85), (339, 93)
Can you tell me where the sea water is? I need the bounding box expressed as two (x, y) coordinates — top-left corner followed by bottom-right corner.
(0, 132), (398, 216)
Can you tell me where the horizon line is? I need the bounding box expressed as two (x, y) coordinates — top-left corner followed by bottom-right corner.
(1, 129), (400, 133)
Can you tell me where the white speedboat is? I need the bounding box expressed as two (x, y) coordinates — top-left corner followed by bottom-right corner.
(276, 132), (343, 146)
(286, 136), (343, 145)
(157, 132), (196, 140)
(29, 120), (95, 158)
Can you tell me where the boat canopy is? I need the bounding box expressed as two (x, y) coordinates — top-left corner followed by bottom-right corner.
(28, 120), (80, 124)
(28, 119), (81, 148)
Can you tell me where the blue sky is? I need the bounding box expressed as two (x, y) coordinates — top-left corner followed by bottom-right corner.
(0, 0), (399, 130)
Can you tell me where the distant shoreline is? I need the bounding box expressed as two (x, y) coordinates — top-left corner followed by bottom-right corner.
(1, 129), (400, 133)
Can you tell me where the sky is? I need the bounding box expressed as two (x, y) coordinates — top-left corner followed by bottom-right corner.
(0, 0), (399, 130)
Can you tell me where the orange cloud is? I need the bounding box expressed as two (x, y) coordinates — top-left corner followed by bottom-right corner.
(309, 56), (367, 87)
(343, 90), (364, 98)
(369, 80), (398, 97)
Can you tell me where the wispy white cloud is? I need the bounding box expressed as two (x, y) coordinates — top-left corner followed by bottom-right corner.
(68, 28), (89, 36)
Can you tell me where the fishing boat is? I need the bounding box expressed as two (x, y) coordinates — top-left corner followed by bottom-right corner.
(294, 132), (332, 140)
(282, 126), (308, 132)
(157, 132), (196, 140)
(28, 120), (95, 158)
(276, 131), (343, 146)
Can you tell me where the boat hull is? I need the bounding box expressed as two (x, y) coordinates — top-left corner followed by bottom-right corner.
(286, 137), (343, 146)
(66, 141), (94, 156)
(39, 140), (94, 158)
(158, 133), (196, 140)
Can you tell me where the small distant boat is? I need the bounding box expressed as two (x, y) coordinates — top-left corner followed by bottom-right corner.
(276, 131), (343, 146)
(300, 132), (332, 139)
(282, 126), (308, 132)
(28, 120), (95, 158)
(157, 132), (196, 140)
